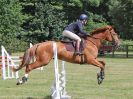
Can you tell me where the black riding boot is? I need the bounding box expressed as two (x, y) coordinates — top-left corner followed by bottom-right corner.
(75, 41), (81, 55)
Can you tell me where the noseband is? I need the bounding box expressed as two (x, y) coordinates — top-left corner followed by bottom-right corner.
(108, 28), (118, 47)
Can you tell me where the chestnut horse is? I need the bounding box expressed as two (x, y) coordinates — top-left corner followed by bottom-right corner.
(13, 25), (120, 85)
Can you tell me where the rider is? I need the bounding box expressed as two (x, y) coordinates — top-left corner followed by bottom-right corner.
(62, 14), (89, 55)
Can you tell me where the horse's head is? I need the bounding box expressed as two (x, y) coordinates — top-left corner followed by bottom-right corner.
(89, 25), (120, 49)
(104, 26), (120, 48)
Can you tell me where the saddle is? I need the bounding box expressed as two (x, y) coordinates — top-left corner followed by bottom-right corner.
(60, 37), (86, 64)
(60, 37), (85, 55)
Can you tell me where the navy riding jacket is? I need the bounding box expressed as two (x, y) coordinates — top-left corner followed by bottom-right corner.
(65, 21), (88, 37)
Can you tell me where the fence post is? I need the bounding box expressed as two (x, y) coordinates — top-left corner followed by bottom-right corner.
(2, 46), (6, 79)
(126, 45), (128, 58)
(112, 45), (115, 57)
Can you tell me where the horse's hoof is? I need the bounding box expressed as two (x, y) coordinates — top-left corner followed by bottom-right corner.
(97, 73), (103, 85)
(16, 82), (22, 85)
(97, 78), (103, 85)
(16, 83), (20, 85)
(22, 76), (28, 83)
(16, 79), (23, 85)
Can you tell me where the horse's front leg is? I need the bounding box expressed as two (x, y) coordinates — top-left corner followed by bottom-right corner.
(88, 59), (105, 85)
(97, 61), (105, 83)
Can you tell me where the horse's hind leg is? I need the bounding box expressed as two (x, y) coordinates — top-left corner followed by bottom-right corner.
(16, 61), (45, 85)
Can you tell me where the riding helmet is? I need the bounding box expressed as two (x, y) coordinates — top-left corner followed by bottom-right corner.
(79, 14), (88, 20)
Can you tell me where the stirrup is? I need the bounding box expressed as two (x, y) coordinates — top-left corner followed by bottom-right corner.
(74, 51), (82, 55)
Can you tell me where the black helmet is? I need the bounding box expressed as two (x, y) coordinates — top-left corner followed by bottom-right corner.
(79, 14), (88, 20)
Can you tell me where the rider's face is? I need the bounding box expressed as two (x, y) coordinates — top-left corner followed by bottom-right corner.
(84, 20), (88, 25)
(83, 20), (88, 25)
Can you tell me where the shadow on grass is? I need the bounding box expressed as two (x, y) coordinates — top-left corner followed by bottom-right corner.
(26, 95), (51, 99)
(43, 96), (51, 99)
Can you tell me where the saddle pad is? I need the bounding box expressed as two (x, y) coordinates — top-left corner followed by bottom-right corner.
(64, 42), (76, 52)
(63, 40), (86, 53)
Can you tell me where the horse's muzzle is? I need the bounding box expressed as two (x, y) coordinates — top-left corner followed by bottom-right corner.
(113, 40), (121, 50)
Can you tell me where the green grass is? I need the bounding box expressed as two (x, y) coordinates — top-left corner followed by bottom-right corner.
(0, 58), (133, 99)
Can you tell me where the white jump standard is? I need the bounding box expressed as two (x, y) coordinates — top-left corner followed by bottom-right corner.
(1, 46), (19, 80)
(51, 43), (71, 99)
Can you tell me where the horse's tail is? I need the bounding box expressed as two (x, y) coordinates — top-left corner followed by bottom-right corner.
(12, 44), (39, 72)
(12, 50), (30, 72)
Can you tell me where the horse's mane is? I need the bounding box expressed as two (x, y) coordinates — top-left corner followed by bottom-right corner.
(90, 25), (112, 35)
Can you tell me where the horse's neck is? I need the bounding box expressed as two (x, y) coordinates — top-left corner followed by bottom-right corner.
(87, 33), (105, 49)
(87, 37), (102, 49)
(92, 33), (105, 39)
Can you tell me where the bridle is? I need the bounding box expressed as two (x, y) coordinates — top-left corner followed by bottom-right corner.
(87, 28), (119, 48)
(108, 28), (118, 47)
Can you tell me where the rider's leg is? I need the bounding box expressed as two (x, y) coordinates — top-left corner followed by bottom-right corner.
(62, 30), (81, 55)
(75, 40), (81, 55)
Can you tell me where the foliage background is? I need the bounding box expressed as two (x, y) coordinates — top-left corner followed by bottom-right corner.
(0, 0), (132, 52)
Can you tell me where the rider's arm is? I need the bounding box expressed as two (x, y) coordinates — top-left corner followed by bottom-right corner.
(77, 22), (88, 37)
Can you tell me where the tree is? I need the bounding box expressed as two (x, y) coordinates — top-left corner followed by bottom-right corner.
(0, 0), (27, 52)
(86, 12), (108, 32)
(61, 0), (108, 33)
(108, 0), (133, 39)
(22, 0), (67, 43)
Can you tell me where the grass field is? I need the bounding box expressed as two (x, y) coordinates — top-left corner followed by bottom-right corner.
(0, 58), (133, 99)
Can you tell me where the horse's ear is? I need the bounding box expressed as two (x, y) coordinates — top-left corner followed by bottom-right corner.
(111, 25), (117, 31)
(111, 25), (115, 30)
(106, 25), (112, 30)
